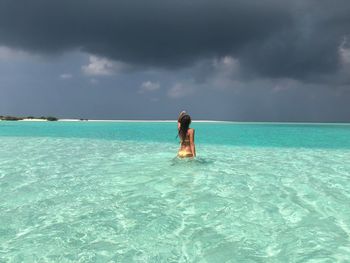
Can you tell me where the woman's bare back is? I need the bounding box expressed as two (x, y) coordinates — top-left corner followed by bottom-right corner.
(178, 128), (195, 158)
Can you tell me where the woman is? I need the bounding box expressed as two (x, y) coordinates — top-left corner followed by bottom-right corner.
(177, 111), (196, 158)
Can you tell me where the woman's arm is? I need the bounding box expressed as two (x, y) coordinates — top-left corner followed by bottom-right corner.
(190, 129), (196, 157)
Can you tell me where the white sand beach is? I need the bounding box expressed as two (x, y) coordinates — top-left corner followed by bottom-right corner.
(20, 118), (47, 122)
(59, 119), (231, 123)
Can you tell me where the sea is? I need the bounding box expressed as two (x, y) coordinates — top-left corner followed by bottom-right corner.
(0, 121), (350, 262)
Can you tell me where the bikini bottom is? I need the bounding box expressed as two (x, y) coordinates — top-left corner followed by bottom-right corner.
(178, 150), (193, 158)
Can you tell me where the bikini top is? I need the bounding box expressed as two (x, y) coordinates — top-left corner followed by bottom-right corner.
(180, 135), (191, 145)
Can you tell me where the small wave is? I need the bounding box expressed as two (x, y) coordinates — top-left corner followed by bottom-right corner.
(170, 156), (214, 166)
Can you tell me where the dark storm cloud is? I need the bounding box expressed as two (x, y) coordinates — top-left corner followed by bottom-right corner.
(0, 0), (349, 80)
(239, 0), (350, 80)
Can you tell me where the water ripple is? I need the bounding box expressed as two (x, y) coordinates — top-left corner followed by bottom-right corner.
(0, 137), (350, 262)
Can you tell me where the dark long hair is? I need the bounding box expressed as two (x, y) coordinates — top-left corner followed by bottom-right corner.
(178, 115), (191, 141)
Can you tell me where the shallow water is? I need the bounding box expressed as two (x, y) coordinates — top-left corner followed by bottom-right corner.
(0, 122), (350, 262)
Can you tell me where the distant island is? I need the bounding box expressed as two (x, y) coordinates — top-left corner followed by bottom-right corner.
(0, 116), (59, 121)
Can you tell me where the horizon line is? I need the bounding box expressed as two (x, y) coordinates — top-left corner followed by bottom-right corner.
(1, 118), (350, 125)
(42, 119), (350, 125)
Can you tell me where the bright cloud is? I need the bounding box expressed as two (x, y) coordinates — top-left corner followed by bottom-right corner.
(213, 56), (240, 75)
(339, 36), (350, 65)
(0, 46), (30, 60)
(139, 81), (160, 93)
(207, 56), (241, 90)
(60, 73), (72, 79)
(82, 55), (128, 76)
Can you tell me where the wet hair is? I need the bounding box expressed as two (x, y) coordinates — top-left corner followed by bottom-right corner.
(178, 111), (187, 122)
(178, 114), (191, 141)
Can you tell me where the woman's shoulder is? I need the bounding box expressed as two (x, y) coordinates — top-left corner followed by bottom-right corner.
(188, 128), (195, 134)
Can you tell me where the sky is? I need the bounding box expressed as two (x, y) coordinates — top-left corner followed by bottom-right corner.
(0, 0), (350, 121)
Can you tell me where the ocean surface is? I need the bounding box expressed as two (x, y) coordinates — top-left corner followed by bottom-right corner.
(0, 121), (350, 262)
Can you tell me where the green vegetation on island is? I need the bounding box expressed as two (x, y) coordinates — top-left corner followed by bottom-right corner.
(0, 115), (59, 121)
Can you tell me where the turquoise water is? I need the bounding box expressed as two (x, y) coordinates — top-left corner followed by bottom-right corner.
(1, 121), (350, 262)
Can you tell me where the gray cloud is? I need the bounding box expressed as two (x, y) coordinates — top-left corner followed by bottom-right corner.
(0, 0), (348, 82)
(1, 0), (350, 121)
(0, 1), (292, 71)
(1, 0), (349, 81)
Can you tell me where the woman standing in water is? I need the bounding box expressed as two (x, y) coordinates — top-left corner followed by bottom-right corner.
(177, 111), (196, 158)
